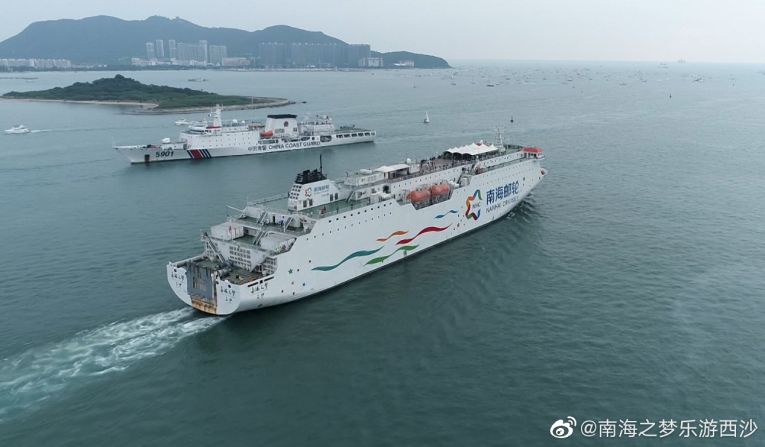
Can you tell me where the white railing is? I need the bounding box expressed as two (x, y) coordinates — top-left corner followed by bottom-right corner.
(247, 192), (289, 206)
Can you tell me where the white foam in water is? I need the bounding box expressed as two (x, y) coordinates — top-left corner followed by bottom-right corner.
(0, 308), (223, 422)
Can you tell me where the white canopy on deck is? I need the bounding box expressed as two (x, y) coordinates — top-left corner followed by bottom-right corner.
(445, 143), (498, 157)
(375, 163), (410, 173)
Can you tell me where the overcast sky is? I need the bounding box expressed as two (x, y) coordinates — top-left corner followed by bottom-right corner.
(3, 0), (765, 63)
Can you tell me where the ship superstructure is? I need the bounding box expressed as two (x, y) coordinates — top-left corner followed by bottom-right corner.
(168, 140), (546, 315)
(114, 106), (375, 163)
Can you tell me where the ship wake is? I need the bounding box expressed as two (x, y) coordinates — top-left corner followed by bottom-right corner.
(0, 308), (223, 423)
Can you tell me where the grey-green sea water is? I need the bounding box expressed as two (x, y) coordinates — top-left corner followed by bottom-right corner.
(0, 63), (764, 446)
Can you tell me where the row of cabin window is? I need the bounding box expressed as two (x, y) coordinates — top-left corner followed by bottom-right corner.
(336, 132), (372, 139)
(326, 202), (391, 223)
(313, 208), (395, 238)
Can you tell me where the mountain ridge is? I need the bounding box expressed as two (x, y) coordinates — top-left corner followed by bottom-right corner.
(0, 16), (450, 68)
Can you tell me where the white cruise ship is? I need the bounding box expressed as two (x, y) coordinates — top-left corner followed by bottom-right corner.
(168, 139), (546, 315)
(114, 106), (375, 163)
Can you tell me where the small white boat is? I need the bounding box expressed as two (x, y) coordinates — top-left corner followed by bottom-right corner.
(423, 112), (430, 124)
(174, 119), (191, 126)
(4, 125), (30, 134)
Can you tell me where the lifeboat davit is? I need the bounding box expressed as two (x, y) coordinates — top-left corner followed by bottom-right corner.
(260, 130), (274, 138)
(408, 189), (431, 204)
(430, 182), (451, 197)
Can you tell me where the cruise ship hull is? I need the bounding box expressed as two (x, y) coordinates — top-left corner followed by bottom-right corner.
(168, 156), (545, 315)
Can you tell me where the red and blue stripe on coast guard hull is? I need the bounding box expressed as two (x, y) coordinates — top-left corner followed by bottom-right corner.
(187, 149), (212, 159)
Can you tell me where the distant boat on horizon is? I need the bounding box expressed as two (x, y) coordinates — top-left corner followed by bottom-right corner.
(423, 112), (430, 124)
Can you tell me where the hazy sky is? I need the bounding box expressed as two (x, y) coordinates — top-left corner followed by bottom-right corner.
(3, 0), (765, 63)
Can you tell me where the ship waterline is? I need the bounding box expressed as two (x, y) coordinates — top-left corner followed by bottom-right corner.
(114, 106), (375, 163)
(168, 141), (546, 315)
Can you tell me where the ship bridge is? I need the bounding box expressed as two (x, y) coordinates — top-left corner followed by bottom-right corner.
(288, 168), (351, 212)
(264, 114), (299, 139)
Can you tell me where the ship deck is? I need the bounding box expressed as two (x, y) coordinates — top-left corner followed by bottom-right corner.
(192, 258), (224, 270)
(186, 257), (265, 285)
(234, 216), (310, 237)
(222, 267), (264, 285)
(241, 144), (527, 222)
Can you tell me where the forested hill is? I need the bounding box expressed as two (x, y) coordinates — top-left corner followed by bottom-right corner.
(0, 15), (450, 68)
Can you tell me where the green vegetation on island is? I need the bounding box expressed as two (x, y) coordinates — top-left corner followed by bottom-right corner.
(2, 75), (275, 109)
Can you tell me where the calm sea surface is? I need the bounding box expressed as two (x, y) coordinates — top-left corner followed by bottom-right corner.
(0, 63), (764, 446)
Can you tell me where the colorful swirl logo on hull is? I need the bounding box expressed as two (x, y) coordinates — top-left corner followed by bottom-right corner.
(311, 247), (384, 271)
(465, 189), (482, 220)
(312, 225), (450, 271)
(435, 210), (458, 219)
(376, 230), (408, 242)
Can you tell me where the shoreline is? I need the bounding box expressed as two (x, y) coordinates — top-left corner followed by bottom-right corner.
(0, 97), (155, 107)
(128, 99), (294, 115)
(0, 97), (294, 114)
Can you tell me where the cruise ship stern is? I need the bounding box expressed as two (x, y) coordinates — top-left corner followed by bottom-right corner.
(167, 259), (244, 315)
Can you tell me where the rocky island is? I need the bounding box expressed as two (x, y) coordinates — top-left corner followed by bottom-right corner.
(1, 75), (291, 113)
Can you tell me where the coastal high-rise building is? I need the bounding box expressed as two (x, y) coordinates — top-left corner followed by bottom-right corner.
(155, 39), (165, 59)
(360, 57), (384, 68)
(168, 40), (177, 59)
(258, 42), (287, 67)
(176, 41), (208, 64)
(346, 44), (371, 67)
(289, 43), (338, 67)
(319, 43), (339, 67)
(143, 39), (375, 68)
(1, 58), (72, 70)
(208, 45), (228, 65)
(221, 57), (250, 67)
(145, 42), (156, 60)
(199, 40), (209, 63)
(255, 42), (371, 68)
(177, 42), (191, 63)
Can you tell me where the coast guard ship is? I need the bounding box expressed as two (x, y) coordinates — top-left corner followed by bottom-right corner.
(168, 138), (546, 315)
(114, 106), (375, 163)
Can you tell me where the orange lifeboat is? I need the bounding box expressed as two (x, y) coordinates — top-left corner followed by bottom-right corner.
(407, 189), (431, 204)
(430, 182), (451, 197)
(260, 130), (274, 138)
